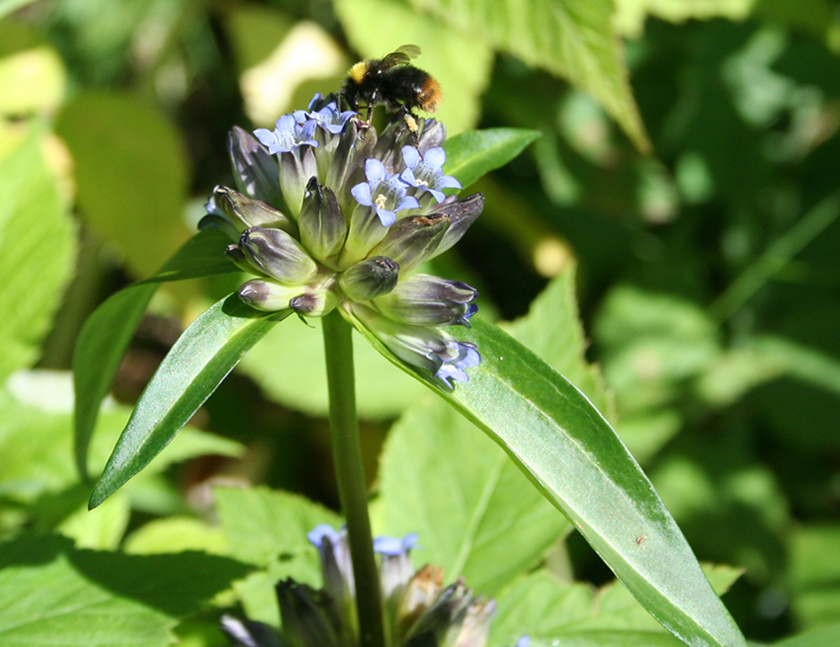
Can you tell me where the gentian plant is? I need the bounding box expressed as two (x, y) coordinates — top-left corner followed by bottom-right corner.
(74, 88), (748, 647)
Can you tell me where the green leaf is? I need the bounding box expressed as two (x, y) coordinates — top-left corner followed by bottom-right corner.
(790, 525), (840, 630)
(89, 294), (288, 509)
(353, 317), (746, 647)
(573, 563), (743, 634)
(214, 485), (342, 567)
(406, 0), (650, 151)
(55, 91), (191, 277)
(215, 485), (342, 626)
(613, 0), (754, 38)
(238, 317), (427, 420)
(515, 632), (685, 647)
(773, 624), (840, 647)
(491, 570), (595, 645)
(0, 132), (76, 383)
(333, 0), (494, 134)
(0, 533), (251, 647)
(0, 38), (66, 115)
(0, 536), (172, 647)
(594, 285), (721, 414)
(73, 226), (236, 480)
(490, 563), (742, 646)
(697, 335), (840, 408)
(444, 128), (542, 190)
(0, 0), (38, 21)
(1, 373), (241, 546)
(504, 261), (612, 420)
(379, 400), (571, 595)
(124, 516), (228, 555)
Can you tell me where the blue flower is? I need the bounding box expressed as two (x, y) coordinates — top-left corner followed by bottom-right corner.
(347, 303), (481, 389)
(297, 94), (357, 135)
(254, 114), (319, 154)
(373, 533), (419, 556)
(435, 339), (481, 387)
(399, 146), (461, 203)
(352, 159), (420, 227)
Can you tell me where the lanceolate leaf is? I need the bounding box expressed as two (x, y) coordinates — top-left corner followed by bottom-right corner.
(352, 317), (747, 647)
(89, 294), (287, 509)
(73, 226), (236, 481)
(444, 128), (541, 189)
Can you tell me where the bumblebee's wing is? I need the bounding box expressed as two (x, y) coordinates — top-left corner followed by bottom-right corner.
(394, 44), (421, 59)
(373, 45), (421, 72)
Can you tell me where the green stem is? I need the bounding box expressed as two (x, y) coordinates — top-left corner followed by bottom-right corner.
(709, 193), (840, 322)
(322, 309), (385, 647)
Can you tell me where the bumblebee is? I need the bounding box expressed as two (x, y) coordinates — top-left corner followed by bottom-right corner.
(342, 45), (442, 122)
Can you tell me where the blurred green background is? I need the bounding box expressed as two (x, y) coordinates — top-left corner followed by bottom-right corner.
(2, 0), (840, 643)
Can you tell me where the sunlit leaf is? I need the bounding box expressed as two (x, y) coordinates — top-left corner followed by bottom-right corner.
(504, 261), (612, 419)
(215, 485), (341, 626)
(0, 0), (37, 21)
(55, 91), (191, 277)
(404, 0), (650, 151)
(0, 40), (66, 115)
(124, 516), (228, 555)
(444, 128), (542, 190)
(89, 295), (287, 509)
(0, 133), (75, 384)
(0, 533), (250, 647)
(380, 401), (570, 595)
(379, 265), (609, 594)
(490, 563), (743, 646)
(613, 0), (754, 38)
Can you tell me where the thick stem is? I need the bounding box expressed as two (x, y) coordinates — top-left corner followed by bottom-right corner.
(322, 309), (385, 647)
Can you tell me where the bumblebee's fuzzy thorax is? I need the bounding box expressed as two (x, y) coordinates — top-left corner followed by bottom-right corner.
(348, 61), (368, 84)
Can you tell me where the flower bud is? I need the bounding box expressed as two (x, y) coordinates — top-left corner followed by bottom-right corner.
(290, 289), (339, 317)
(275, 580), (342, 647)
(239, 227), (319, 284)
(213, 186), (297, 235)
(225, 244), (256, 274)
(374, 274), (478, 327)
(427, 193), (484, 259)
(369, 214), (450, 274)
(220, 615), (281, 647)
(374, 533), (419, 598)
(228, 126), (284, 207)
(398, 565), (444, 638)
(307, 526), (357, 646)
(339, 257), (399, 301)
(279, 144), (319, 218)
(237, 279), (302, 312)
(442, 596), (496, 647)
(298, 177), (347, 265)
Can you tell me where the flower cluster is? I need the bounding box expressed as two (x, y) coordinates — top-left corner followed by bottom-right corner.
(204, 94), (482, 388)
(221, 525), (517, 647)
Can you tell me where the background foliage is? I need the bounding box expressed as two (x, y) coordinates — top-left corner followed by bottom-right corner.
(1, 0), (840, 645)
